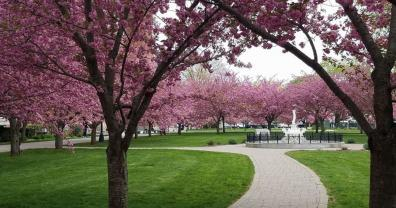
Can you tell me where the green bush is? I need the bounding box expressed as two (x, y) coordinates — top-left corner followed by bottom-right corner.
(71, 126), (83, 137)
(346, 138), (355, 144)
(207, 140), (215, 146)
(363, 143), (370, 150)
(31, 135), (41, 140)
(228, 139), (237, 145)
(241, 139), (246, 144)
(31, 134), (54, 140)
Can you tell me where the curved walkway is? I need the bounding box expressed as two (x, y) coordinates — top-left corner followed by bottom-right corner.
(173, 145), (328, 208)
(0, 141), (330, 208)
(0, 138), (92, 153)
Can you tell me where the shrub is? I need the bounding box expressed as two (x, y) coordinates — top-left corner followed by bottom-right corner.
(363, 143), (370, 150)
(71, 126), (83, 137)
(31, 134), (54, 140)
(207, 140), (214, 146)
(216, 142), (221, 145)
(346, 138), (355, 144)
(241, 139), (246, 144)
(228, 139), (237, 145)
(31, 135), (41, 140)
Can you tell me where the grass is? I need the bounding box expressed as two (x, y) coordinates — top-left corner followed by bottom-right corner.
(78, 128), (368, 148)
(287, 151), (369, 208)
(0, 149), (254, 208)
(77, 132), (248, 147)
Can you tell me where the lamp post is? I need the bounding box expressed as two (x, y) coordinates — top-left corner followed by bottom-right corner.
(99, 122), (104, 142)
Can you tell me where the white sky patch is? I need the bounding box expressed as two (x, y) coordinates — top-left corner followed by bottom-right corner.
(231, 1), (341, 81)
(232, 32), (324, 81)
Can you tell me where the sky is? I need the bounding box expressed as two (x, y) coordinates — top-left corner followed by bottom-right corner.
(230, 1), (340, 82)
(231, 34), (325, 82)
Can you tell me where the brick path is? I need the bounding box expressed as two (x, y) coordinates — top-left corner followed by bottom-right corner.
(174, 145), (328, 208)
(0, 138), (92, 153)
(0, 140), (332, 208)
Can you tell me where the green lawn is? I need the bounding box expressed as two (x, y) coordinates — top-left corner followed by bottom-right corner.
(0, 149), (253, 208)
(287, 151), (369, 208)
(78, 132), (248, 147)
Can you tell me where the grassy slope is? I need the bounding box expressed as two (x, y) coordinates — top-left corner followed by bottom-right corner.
(0, 149), (253, 208)
(288, 151), (369, 208)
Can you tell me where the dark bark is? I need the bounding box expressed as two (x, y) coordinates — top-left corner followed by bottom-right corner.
(319, 118), (325, 133)
(107, 133), (128, 208)
(20, 121), (27, 142)
(177, 123), (182, 135)
(222, 116), (225, 133)
(83, 122), (88, 137)
(314, 118), (319, 133)
(55, 121), (65, 149)
(134, 130), (138, 139)
(148, 122), (153, 137)
(90, 123), (98, 145)
(334, 113), (340, 129)
(266, 118), (273, 132)
(9, 118), (21, 156)
(216, 117), (221, 134)
(369, 133), (396, 208)
(55, 134), (63, 149)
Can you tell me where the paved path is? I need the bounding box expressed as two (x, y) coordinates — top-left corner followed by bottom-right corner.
(0, 140), (334, 208)
(0, 138), (92, 153)
(166, 145), (328, 208)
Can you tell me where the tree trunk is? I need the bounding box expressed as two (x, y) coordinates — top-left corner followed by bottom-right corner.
(90, 123), (98, 145)
(177, 123), (182, 135)
(334, 113), (340, 129)
(9, 118), (21, 156)
(319, 118), (325, 133)
(107, 133), (128, 208)
(315, 118), (319, 133)
(369, 133), (396, 208)
(222, 116), (225, 133)
(148, 122), (152, 137)
(266, 118), (273, 132)
(83, 124), (88, 137)
(216, 118), (220, 134)
(134, 130), (138, 139)
(20, 121), (27, 143)
(55, 134), (63, 149)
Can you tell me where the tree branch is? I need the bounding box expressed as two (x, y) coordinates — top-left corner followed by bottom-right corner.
(212, 0), (374, 134)
(340, 4), (383, 66)
(385, 4), (396, 69)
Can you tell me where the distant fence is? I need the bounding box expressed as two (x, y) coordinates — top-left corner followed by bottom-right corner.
(246, 132), (343, 144)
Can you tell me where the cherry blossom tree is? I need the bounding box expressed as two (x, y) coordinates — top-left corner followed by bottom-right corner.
(203, 0), (396, 205)
(187, 71), (242, 133)
(288, 75), (347, 133)
(0, 1), (243, 206)
(246, 79), (289, 131)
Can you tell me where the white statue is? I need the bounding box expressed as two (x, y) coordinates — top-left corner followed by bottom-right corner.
(281, 109), (306, 142)
(292, 109), (297, 125)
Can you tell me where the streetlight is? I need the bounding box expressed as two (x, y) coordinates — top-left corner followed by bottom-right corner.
(99, 122), (105, 142)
